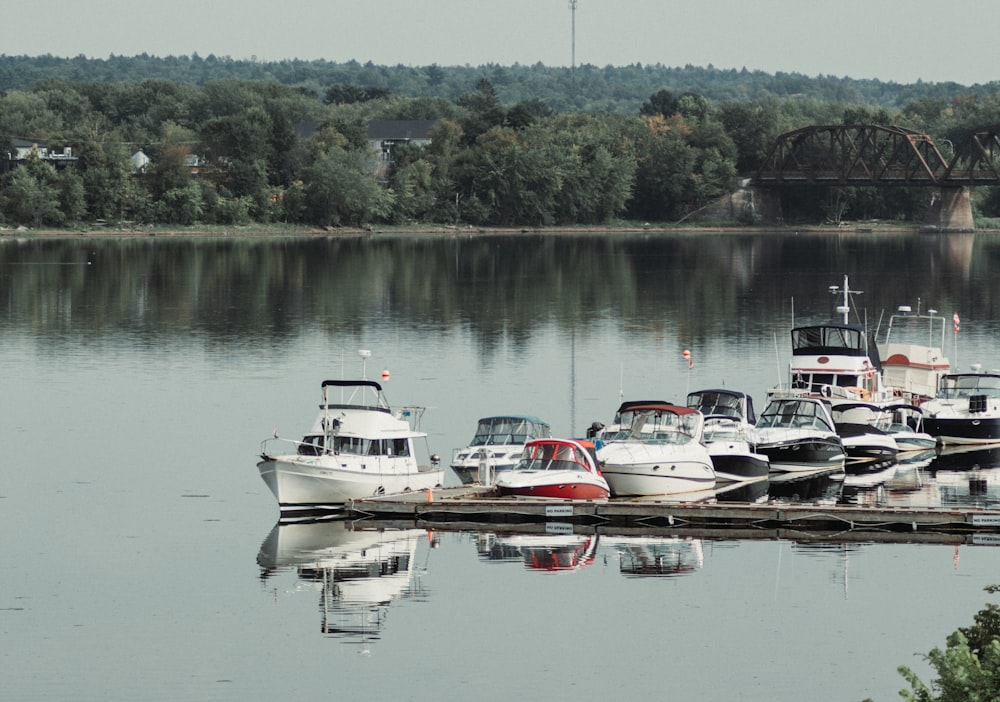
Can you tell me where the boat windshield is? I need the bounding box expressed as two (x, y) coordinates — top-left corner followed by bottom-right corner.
(938, 374), (1000, 399)
(470, 417), (549, 446)
(758, 400), (834, 431)
(687, 391), (747, 421)
(517, 443), (590, 472)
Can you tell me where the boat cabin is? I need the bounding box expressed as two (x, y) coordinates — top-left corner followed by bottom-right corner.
(686, 389), (756, 424)
(758, 397), (837, 432)
(517, 439), (600, 473)
(778, 324), (886, 402)
(468, 416), (551, 446)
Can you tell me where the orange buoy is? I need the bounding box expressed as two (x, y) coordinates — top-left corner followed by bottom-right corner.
(381, 369), (391, 380)
(426, 487), (433, 503)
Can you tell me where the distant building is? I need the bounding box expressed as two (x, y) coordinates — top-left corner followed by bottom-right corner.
(366, 120), (439, 162)
(130, 149), (151, 173)
(2, 137), (78, 172)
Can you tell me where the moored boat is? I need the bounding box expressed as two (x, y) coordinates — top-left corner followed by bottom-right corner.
(921, 369), (1000, 445)
(755, 397), (847, 473)
(686, 389), (769, 482)
(831, 401), (899, 464)
(257, 379), (444, 516)
(450, 415), (552, 485)
(876, 305), (951, 405)
(597, 402), (716, 496)
(494, 438), (610, 500)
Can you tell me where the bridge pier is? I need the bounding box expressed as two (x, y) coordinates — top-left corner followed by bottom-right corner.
(920, 187), (975, 232)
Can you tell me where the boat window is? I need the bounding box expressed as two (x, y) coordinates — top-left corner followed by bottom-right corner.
(297, 435), (325, 456)
(390, 438), (409, 457)
(333, 436), (370, 455)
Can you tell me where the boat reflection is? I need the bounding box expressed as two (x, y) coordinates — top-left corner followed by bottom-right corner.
(767, 468), (845, 503)
(931, 443), (1000, 472)
(934, 467), (1000, 509)
(476, 530), (598, 572)
(605, 536), (704, 577)
(257, 520), (433, 648)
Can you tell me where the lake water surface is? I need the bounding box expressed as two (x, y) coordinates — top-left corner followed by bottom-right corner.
(4, 230), (1000, 701)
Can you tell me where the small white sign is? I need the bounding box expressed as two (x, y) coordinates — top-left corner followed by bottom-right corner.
(545, 521), (574, 535)
(972, 533), (1000, 546)
(545, 504), (574, 518)
(971, 514), (1000, 526)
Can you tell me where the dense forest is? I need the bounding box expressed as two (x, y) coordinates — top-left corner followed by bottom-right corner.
(2, 53), (1000, 229)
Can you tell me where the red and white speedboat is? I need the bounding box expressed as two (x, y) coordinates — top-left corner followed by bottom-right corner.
(494, 438), (610, 500)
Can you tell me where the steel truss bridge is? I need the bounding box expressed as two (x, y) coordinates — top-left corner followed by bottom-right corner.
(753, 124), (1000, 187)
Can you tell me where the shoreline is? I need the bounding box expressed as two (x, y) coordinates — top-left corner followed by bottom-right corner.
(3, 222), (978, 239)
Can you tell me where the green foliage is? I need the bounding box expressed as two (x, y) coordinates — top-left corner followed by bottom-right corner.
(891, 585), (1000, 702)
(5, 56), (1000, 229)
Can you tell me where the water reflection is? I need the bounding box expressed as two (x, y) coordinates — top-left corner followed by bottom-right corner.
(605, 536), (704, 577)
(5, 233), (1000, 353)
(257, 521), (434, 648)
(476, 530), (598, 572)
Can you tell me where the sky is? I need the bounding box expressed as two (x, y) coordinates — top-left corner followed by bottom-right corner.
(7, 0), (999, 86)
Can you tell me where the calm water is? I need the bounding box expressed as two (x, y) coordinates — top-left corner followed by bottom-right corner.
(4, 231), (1000, 701)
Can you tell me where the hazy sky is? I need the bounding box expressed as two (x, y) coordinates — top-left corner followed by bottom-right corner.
(7, 0), (998, 85)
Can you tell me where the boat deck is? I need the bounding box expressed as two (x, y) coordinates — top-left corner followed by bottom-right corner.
(345, 485), (1000, 540)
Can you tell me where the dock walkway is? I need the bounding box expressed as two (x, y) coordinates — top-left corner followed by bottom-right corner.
(345, 486), (1000, 538)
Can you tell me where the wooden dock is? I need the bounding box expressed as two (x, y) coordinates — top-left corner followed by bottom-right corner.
(344, 486), (1000, 541)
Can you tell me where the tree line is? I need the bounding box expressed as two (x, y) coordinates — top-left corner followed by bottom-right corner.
(3, 57), (1000, 229)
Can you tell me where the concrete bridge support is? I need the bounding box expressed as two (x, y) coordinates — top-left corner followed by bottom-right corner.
(921, 187), (975, 232)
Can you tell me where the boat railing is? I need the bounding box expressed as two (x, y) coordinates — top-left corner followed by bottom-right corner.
(259, 435), (322, 457)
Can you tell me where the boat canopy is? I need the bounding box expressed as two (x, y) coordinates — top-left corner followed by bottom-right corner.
(938, 373), (1000, 399)
(686, 389), (756, 424)
(469, 416), (551, 445)
(518, 439), (600, 473)
(791, 324), (881, 369)
(758, 398), (836, 432)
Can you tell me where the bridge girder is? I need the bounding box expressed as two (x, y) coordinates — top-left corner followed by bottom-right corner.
(754, 125), (950, 186)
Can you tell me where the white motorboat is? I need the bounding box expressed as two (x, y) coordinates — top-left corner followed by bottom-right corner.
(597, 402), (716, 496)
(257, 379), (444, 516)
(755, 397), (847, 473)
(921, 370), (1000, 445)
(876, 305), (951, 405)
(769, 276), (893, 406)
(450, 415), (552, 485)
(686, 389), (769, 482)
(830, 401), (899, 465)
(882, 403), (936, 452)
(494, 438), (610, 500)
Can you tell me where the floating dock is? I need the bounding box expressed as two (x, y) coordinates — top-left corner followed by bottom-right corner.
(344, 485), (1000, 541)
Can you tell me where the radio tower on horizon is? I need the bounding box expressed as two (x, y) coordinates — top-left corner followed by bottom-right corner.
(569, 0), (578, 70)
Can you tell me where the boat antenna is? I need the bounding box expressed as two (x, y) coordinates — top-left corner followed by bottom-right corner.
(829, 274), (862, 324)
(358, 349), (371, 379)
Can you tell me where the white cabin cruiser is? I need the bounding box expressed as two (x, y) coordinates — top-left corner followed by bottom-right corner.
(686, 389), (769, 482)
(450, 415), (552, 485)
(755, 397), (846, 473)
(597, 402), (715, 496)
(876, 305), (951, 405)
(921, 369), (1000, 445)
(257, 379), (443, 516)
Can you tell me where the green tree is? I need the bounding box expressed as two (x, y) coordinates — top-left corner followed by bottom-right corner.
(889, 585), (1000, 702)
(0, 159), (67, 226)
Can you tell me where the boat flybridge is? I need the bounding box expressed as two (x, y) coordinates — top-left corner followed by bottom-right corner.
(876, 303), (952, 405)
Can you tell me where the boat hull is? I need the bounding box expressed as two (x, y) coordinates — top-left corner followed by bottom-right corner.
(450, 460), (519, 485)
(494, 470), (610, 500)
(601, 461), (716, 496)
(707, 445), (770, 482)
(257, 456), (444, 508)
(922, 417), (1000, 446)
(758, 437), (846, 473)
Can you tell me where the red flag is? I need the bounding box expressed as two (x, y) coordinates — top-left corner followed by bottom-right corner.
(953, 311), (960, 333)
